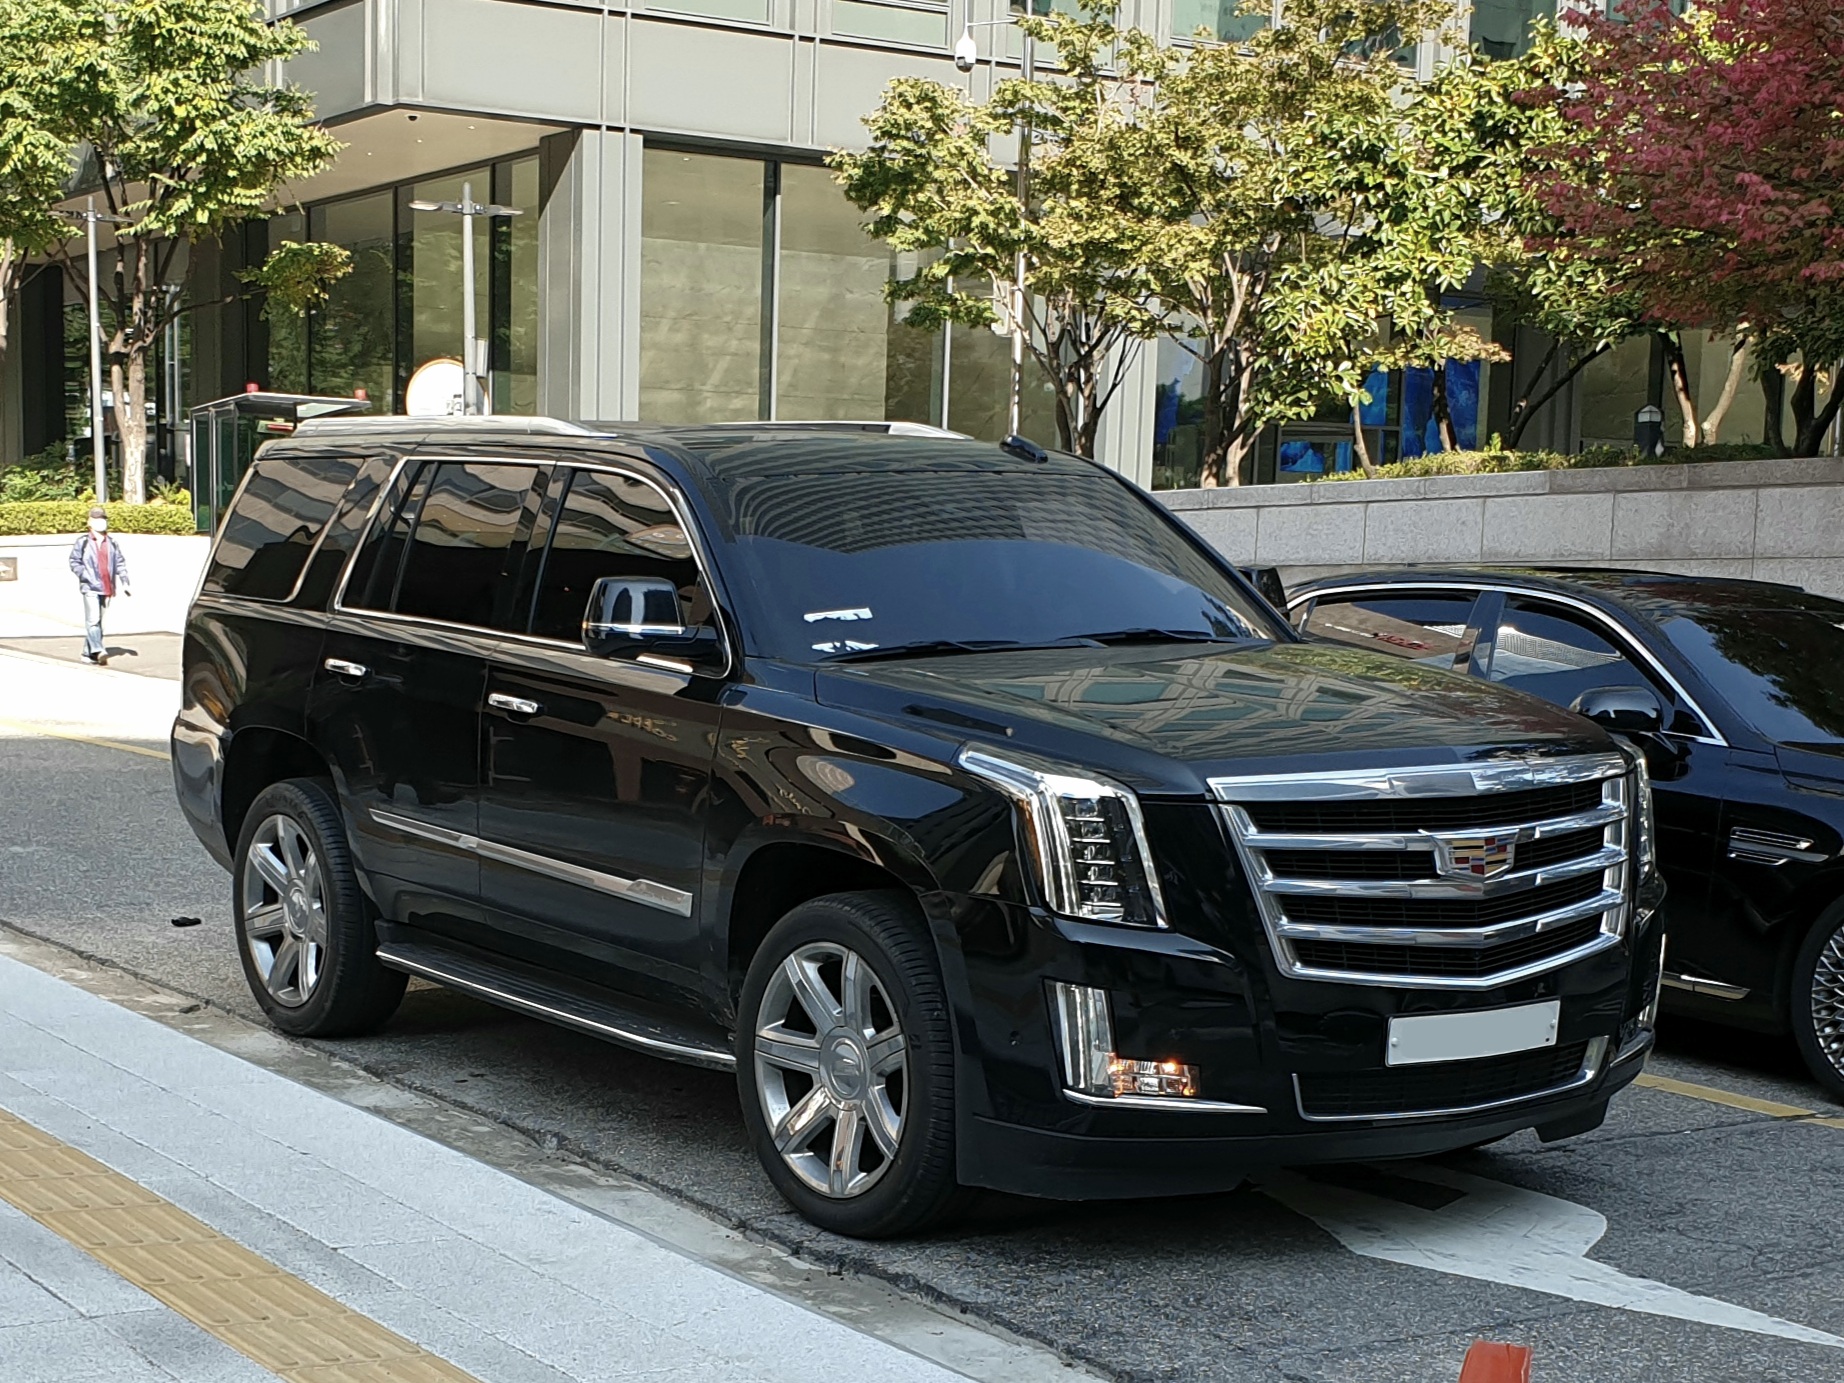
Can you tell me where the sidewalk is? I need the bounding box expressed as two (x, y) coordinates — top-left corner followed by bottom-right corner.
(0, 952), (971, 1383)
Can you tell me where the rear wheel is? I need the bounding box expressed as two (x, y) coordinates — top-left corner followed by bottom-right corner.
(232, 778), (405, 1038)
(1790, 900), (1844, 1103)
(736, 891), (962, 1238)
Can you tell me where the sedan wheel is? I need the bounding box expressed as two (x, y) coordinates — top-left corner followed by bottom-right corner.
(753, 942), (909, 1199)
(1792, 903), (1844, 1103)
(241, 814), (329, 1007)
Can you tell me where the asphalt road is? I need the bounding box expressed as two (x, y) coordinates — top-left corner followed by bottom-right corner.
(5, 725), (1843, 1383)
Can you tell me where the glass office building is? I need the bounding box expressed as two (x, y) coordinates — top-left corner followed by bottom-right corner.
(1, 0), (1710, 488)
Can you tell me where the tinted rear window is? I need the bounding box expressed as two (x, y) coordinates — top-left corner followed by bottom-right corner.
(203, 452), (359, 600)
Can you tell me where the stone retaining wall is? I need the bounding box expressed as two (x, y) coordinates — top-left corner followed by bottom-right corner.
(1158, 457), (1844, 600)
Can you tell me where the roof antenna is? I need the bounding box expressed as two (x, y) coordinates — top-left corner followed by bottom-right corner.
(1000, 434), (1049, 464)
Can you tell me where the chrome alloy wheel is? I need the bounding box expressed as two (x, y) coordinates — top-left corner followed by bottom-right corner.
(753, 942), (909, 1199)
(1813, 922), (1844, 1081)
(240, 814), (329, 1008)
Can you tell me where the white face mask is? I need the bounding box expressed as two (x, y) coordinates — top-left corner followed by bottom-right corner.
(89, 518), (107, 534)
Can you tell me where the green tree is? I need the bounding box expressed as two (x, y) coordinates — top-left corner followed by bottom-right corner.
(0, 0), (346, 500)
(0, 53), (72, 366)
(832, 2), (1167, 457)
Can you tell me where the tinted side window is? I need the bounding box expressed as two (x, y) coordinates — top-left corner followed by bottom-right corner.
(344, 461), (432, 613)
(1483, 599), (1659, 708)
(203, 452), (358, 600)
(393, 463), (543, 631)
(1302, 594), (1477, 670)
(528, 470), (706, 643)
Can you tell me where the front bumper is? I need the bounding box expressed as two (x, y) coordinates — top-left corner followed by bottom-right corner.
(935, 886), (1665, 1201)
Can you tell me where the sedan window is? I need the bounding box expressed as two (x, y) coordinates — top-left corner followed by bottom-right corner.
(1300, 594), (1477, 671)
(1656, 599), (1844, 747)
(1481, 598), (1663, 711)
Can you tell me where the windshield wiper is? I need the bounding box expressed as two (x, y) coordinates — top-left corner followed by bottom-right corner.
(824, 638), (1041, 664)
(1064, 627), (1241, 647)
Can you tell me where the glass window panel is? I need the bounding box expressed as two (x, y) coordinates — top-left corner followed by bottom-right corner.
(1151, 334), (1205, 490)
(1303, 594), (1476, 669)
(775, 163), (942, 425)
(640, 150), (766, 423)
(1484, 599), (1658, 708)
(309, 192), (396, 407)
(394, 462), (541, 630)
(264, 212), (309, 394)
(945, 320), (1058, 443)
(1171, 0), (1264, 43)
(492, 158), (540, 416)
(529, 470), (705, 642)
(1471, 0), (1553, 58)
(409, 168), (493, 403)
(203, 453), (358, 600)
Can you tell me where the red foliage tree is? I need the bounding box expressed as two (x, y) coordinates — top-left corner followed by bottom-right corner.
(1535, 0), (1844, 454)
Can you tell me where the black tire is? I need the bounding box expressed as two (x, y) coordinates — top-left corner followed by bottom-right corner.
(1790, 900), (1844, 1104)
(231, 778), (406, 1038)
(736, 890), (964, 1238)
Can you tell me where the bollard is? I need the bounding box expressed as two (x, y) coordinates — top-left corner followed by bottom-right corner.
(1458, 1340), (1533, 1383)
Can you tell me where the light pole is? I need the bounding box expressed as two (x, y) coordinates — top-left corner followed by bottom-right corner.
(955, 9), (1034, 436)
(57, 199), (130, 501)
(407, 182), (521, 415)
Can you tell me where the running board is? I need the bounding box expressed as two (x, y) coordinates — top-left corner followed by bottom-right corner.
(374, 939), (736, 1071)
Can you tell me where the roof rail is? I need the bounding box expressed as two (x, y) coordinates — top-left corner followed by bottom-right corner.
(687, 420), (970, 439)
(293, 415), (599, 438)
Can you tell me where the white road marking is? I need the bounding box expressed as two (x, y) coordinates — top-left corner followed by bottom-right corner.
(1259, 1163), (1843, 1349)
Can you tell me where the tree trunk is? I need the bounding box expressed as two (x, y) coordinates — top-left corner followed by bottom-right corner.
(1507, 342), (1609, 450)
(1789, 361), (1818, 456)
(1762, 363), (1788, 454)
(1792, 363), (1844, 457)
(1351, 406), (1377, 477)
(1701, 335), (1749, 445)
(1431, 361), (1458, 453)
(1661, 332), (1699, 450)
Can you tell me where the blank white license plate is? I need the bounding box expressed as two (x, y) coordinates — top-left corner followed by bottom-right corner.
(1386, 1000), (1561, 1067)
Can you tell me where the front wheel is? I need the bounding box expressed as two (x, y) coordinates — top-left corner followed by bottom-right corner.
(232, 778), (406, 1038)
(1790, 901), (1844, 1103)
(736, 891), (963, 1238)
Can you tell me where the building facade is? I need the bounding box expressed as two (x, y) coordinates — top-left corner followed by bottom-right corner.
(1, 0), (1765, 487)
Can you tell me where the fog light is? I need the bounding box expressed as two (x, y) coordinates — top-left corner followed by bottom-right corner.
(1049, 981), (1201, 1101)
(1109, 1057), (1199, 1099)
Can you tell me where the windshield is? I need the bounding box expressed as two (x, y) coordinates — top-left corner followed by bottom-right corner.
(711, 466), (1278, 663)
(1655, 594), (1844, 746)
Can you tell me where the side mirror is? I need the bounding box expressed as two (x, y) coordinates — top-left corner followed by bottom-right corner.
(582, 576), (724, 673)
(1240, 565), (1286, 610)
(1571, 685), (1664, 735)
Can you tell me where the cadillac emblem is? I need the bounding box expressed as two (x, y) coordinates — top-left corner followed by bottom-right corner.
(1436, 832), (1518, 880)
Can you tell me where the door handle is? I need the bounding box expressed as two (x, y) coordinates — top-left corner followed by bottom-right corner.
(323, 658), (369, 680)
(487, 692), (542, 717)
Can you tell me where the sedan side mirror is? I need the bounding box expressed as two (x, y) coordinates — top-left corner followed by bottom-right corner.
(1571, 684), (1664, 735)
(582, 576), (724, 673)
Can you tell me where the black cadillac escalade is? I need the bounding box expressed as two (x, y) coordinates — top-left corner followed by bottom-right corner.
(173, 418), (1665, 1237)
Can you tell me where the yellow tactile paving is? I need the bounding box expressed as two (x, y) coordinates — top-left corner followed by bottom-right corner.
(0, 1107), (482, 1383)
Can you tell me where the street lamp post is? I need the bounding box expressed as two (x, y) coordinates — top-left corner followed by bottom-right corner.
(57, 199), (130, 501)
(955, 10), (1034, 436)
(407, 182), (522, 415)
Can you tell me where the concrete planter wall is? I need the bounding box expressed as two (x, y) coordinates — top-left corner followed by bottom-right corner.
(1159, 457), (1844, 601)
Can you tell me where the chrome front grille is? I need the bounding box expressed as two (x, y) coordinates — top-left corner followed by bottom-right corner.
(1213, 756), (1632, 989)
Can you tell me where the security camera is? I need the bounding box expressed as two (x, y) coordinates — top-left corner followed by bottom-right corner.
(953, 29), (978, 72)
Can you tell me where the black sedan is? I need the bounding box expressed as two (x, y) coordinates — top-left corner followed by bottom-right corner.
(1286, 568), (1844, 1101)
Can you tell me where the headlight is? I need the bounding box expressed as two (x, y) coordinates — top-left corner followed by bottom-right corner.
(958, 748), (1168, 928)
(1627, 752), (1656, 876)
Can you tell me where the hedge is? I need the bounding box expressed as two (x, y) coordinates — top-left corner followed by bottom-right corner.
(0, 500), (199, 536)
(1309, 442), (1782, 484)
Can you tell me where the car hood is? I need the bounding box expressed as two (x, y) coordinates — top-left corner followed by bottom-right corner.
(816, 641), (1615, 796)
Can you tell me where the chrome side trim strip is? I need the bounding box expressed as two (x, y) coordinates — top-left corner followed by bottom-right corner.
(1293, 1036), (1609, 1123)
(1063, 1090), (1269, 1114)
(1287, 580), (1727, 746)
(1727, 827), (1828, 866)
(373, 946), (735, 1071)
(1660, 972), (1752, 1002)
(369, 809), (694, 917)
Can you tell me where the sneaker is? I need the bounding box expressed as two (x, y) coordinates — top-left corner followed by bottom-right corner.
(96, 653), (108, 667)
(81, 651), (97, 664)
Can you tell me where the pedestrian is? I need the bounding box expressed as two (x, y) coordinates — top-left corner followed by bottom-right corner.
(69, 505), (129, 666)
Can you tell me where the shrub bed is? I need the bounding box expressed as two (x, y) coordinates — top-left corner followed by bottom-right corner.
(0, 500), (198, 536)
(1310, 442), (1782, 483)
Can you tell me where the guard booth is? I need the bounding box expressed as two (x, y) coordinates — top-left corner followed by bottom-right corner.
(187, 392), (370, 531)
